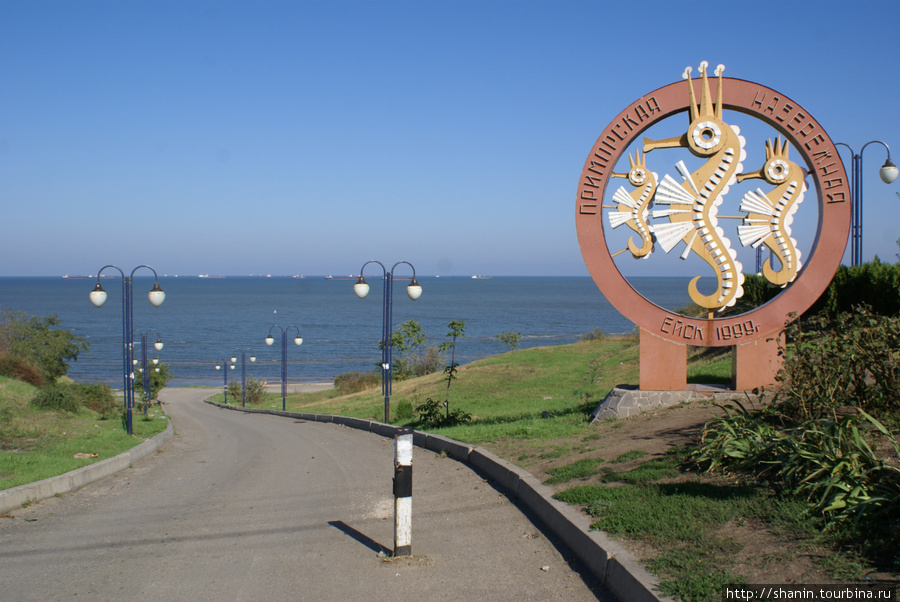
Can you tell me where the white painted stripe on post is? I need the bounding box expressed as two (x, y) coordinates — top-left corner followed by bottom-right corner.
(395, 496), (412, 547)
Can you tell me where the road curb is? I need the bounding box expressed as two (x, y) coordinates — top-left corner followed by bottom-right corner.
(209, 401), (671, 601)
(0, 422), (174, 515)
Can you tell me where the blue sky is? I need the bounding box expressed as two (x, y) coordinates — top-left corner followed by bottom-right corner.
(2, 0), (899, 277)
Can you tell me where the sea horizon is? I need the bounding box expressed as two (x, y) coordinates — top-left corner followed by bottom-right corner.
(1, 275), (693, 388)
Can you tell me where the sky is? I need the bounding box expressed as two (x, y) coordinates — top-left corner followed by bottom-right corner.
(2, 0), (900, 277)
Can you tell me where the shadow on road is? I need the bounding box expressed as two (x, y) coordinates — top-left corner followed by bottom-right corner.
(328, 520), (391, 555)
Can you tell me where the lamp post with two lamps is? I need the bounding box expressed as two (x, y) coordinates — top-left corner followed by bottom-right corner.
(835, 141), (898, 266)
(89, 265), (166, 435)
(230, 349), (256, 407)
(214, 360), (235, 403)
(135, 330), (163, 414)
(353, 260), (422, 423)
(265, 325), (303, 411)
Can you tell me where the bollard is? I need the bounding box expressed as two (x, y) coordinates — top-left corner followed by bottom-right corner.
(393, 427), (413, 557)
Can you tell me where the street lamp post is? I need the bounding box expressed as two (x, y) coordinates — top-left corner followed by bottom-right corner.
(230, 349), (256, 407)
(265, 325), (303, 411)
(136, 330), (163, 414)
(353, 260), (422, 423)
(89, 265), (166, 435)
(214, 360), (233, 403)
(835, 141), (898, 266)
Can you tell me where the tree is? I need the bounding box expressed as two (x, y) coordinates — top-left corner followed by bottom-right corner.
(0, 310), (88, 382)
(439, 319), (466, 410)
(380, 319), (428, 380)
(416, 319), (471, 428)
(134, 361), (173, 402)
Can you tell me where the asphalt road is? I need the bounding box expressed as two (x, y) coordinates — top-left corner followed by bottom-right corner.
(0, 388), (611, 601)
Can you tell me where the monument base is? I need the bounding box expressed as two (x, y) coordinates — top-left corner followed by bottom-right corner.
(589, 384), (765, 423)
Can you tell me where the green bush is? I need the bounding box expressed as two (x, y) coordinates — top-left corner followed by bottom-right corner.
(30, 382), (82, 413)
(0, 355), (45, 387)
(226, 376), (267, 405)
(77, 383), (118, 419)
(414, 397), (471, 428)
(494, 330), (522, 351)
(334, 370), (381, 394)
(393, 399), (414, 421)
(810, 259), (900, 318)
(778, 307), (900, 419)
(244, 377), (266, 405)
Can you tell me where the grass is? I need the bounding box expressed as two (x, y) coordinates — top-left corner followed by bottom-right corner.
(554, 480), (828, 601)
(543, 457), (604, 484)
(0, 376), (169, 491)
(258, 338), (641, 443)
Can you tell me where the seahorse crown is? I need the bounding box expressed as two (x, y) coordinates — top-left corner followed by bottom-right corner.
(683, 61), (725, 123)
(765, 137), (789, 160)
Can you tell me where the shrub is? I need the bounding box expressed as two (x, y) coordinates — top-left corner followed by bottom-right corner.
(778, 306), (900, 420)
(334, 370), (381, 394)
(244, 377), (267, 405)
(415, 397), (471, 428)
(30, 382), (81, 413)
(226, 381), (242, 403)
(494, 330), (522, 351)
(393, 399), (414, 421)
(409, 344), (441, 377)
(0, 355), (45, 387)
(77, 383), (118, 419)
(813, 259), (900, 318)
(226, 376), (267, 405)
(579, 328), (604, 341)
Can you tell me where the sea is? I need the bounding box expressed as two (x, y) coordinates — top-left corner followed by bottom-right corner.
(0, 275), (692, 388)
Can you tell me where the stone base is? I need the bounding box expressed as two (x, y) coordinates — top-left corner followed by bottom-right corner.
(590, 384), (752, 423)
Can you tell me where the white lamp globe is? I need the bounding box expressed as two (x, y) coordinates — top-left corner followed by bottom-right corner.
(879, 159), (899, 184)
(89, 283), (108, 307)
(353, 276), (370, 299)
(148, 283), (166, 307)
(406, 277), (423, 300)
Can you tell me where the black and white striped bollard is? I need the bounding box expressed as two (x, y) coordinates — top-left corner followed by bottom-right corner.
(393, 427), (413, 557)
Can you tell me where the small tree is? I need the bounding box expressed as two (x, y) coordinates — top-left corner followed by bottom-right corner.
(0, 310), (88, 382)
(494, 330), (521, 351)
(440, 320), (466, 413)
(134, 361), (173, 403)
(379, 319), (426, 380)
(415, 319), (471, 428)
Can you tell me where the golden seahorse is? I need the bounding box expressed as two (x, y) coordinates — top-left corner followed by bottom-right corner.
(736, 137), (808, 286)
(642, 62), (746, 315)
(607, 150), (656, 258)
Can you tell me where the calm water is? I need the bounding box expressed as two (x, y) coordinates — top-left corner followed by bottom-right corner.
(0, 276), (691, 387)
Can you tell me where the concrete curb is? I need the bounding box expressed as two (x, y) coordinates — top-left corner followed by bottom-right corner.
(209, 401), (671, 601)
(0, 421), (174, 516)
